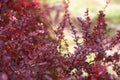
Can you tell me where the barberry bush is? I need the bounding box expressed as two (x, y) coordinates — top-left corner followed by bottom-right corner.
(0, 0), (120, 80)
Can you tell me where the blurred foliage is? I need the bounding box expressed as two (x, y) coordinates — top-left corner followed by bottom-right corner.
(41, 0), (120, 25)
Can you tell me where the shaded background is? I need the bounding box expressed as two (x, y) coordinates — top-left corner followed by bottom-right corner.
(41, 0), (120, 30)
(40, 0), (120, 53)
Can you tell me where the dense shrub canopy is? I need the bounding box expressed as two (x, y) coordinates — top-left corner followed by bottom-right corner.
(0, 0), (120, 80)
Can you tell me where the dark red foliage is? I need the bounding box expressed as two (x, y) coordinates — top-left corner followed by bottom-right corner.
(0, 0), (120, 80)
